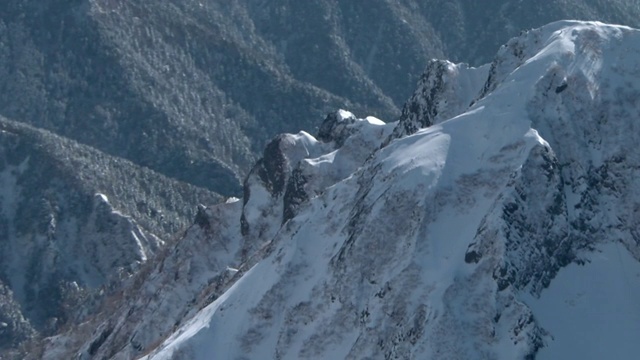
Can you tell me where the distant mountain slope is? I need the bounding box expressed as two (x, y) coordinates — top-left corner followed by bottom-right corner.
(0, 116), (220, 353)
(2, 0), (640, 195)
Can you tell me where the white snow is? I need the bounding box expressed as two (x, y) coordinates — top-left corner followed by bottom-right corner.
(94, 192), (109, 203)
(523, 242), (640, 360)
(337, 109), (355, 120)
(364, 116), (385, 126)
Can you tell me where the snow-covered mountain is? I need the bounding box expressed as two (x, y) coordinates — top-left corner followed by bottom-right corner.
(44, 20), (640, 359)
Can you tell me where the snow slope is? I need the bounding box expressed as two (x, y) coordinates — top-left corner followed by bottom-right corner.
(524, 242), (640, 359)
(53, 20), (640, 359)
(139, 21), (640, 359)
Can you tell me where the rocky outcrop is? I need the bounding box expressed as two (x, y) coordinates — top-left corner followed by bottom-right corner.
(240, 110), (394, 258)
(387, 60), (488, 142)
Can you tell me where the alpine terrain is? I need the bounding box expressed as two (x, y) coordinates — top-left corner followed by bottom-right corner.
(5, 1), (640, 357)
(3, 0), (640, 195)
(0, 117), (221, 354)
(33, 20), (640, 360)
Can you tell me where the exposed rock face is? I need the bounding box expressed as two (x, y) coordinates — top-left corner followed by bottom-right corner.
(240, 110), (394, 260)
(388, 60), (489, 142)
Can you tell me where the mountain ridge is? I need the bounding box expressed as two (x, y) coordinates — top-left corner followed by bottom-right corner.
(3, 1), (640, 357)
(39, 20), (640, 360)
(3, 0), (640, 196)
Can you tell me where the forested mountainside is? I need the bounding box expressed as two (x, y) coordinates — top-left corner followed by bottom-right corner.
(2, 0), (640, 195)
(0, 116), (220, 352)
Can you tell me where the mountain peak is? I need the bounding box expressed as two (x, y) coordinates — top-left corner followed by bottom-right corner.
(41, 20), (640, 360)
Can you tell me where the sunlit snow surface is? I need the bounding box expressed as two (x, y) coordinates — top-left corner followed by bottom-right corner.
(139, 21), (640, 360)
(525, 242), (640, 360)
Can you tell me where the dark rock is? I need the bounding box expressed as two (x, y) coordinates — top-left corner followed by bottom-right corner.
(282, 168), (308, 224)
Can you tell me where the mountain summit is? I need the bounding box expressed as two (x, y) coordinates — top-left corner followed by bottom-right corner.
(44, 20), (640, 360)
